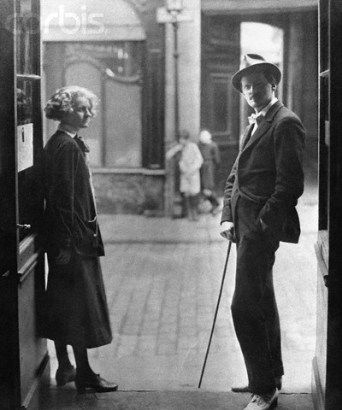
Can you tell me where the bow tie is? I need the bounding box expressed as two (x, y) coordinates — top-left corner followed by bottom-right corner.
(248, 112), (265, 126)
(74, 135), (90, 153)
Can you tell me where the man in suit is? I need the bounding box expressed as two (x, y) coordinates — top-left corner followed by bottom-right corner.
(220, 54), (305, 410)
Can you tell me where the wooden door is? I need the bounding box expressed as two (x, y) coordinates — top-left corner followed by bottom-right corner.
(201, 14), (240, 193)
(0, 1), (49, 408)
(312, 1), (342, 409)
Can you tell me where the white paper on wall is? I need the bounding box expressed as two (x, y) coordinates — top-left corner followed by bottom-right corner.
(17, 123), (34, 172)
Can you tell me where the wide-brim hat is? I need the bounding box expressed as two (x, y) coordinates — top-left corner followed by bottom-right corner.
(232, 54), (281, 92)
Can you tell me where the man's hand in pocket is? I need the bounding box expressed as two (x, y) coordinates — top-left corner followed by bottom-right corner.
(55, 248), (72, 265)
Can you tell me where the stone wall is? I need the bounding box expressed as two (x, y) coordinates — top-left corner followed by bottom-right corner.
(92, 171), (165, 214)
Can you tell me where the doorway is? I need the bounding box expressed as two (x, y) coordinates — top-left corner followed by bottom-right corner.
(42, 4), (318, 398)
(0, 1), (49, 408)
(201, 10), (318, 194)
(198, 7), (319, 394)
(0, 1), (324, 409)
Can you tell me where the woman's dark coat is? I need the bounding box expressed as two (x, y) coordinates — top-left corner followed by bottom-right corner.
(43, 130), (104, 256)
(198, 141), (220, 191)
(41, 130), (112, 348)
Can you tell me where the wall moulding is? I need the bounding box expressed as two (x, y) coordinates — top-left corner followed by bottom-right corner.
(202, 0), (317, 14)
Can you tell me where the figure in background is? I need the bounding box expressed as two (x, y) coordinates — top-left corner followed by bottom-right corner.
(198, 129), (221, 215)
(166, 130), (203, 221)
(41, 86), (118, 394)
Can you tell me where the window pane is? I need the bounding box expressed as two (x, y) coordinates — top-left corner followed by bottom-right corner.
(65, 42), (143, 79)
(17, 79), (33, 125)
(16, 0), (39, 74)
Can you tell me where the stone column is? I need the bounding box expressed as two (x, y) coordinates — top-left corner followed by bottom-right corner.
(164, 0), (201, 216)
(286, 13), (304, 116)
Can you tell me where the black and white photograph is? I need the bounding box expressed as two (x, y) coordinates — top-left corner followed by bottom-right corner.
(0, 0), (339, 409)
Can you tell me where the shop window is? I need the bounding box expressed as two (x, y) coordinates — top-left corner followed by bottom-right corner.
(16, 0), (40, 75)
(63, 41), (144, 168)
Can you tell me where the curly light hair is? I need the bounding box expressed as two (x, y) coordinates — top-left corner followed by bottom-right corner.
(44, 85), (99, 121)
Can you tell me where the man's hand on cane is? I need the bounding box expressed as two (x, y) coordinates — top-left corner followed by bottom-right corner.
(220, 221), (236, 242)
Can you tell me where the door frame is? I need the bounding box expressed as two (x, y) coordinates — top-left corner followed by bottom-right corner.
(313, 1), (342, 409)
(0, 1), (49, 408)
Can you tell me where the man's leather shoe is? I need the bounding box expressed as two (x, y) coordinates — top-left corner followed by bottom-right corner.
(75, 373), (118, 394)
(244, 389), (278, 409)
(56, 365), (76, 386)
(232, 377), (282, 393)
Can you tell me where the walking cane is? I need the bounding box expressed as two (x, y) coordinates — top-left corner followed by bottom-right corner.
(198, 239), (232, 388)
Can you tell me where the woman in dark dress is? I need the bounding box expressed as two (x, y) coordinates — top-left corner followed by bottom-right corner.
(42, 86), (117, 393)
(198, 129), (220, 214)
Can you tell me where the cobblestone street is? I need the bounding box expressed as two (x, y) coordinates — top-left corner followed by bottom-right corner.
(48, 184), (318, 399)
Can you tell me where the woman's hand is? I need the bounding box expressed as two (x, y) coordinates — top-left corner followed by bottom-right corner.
(55, 248), (72, 265)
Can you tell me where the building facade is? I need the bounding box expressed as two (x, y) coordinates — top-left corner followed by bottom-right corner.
(42, 0), (318, 215)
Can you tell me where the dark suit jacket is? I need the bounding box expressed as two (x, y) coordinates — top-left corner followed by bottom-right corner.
(42, 130), (104, 256)
(221, 101), (305, 243)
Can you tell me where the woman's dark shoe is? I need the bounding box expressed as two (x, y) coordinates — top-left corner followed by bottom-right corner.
(56, 365), (76, 386)
(75, 373), (118, 394)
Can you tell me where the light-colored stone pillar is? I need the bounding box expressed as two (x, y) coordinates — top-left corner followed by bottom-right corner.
(164, 0), (201, 216)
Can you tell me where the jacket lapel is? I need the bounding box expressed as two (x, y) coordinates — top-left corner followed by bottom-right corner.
(242, 101), (283, 152)
(241, 124), (254, 150)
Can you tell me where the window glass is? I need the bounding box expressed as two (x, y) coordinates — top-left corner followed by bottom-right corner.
(17, 79), (33, 125)
(16, 0), (39, 74)
(65, 42), (143, 79)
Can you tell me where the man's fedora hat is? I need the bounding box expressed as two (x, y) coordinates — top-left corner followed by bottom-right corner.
(232, 54), (281, 92)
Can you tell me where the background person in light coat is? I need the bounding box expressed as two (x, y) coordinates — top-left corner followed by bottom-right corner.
(166, 130), (203, 221)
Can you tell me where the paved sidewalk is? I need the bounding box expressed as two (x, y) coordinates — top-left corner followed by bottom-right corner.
(47, 184), (318, 403)
(40, 389), (313, 409)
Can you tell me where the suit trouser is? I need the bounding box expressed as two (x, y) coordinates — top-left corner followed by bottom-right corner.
(231, 194), (284, 394)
